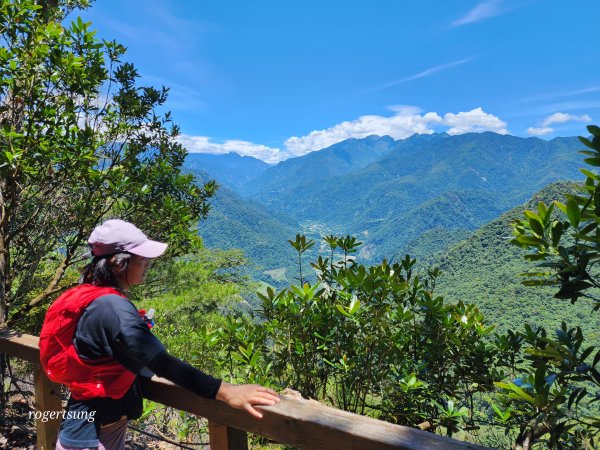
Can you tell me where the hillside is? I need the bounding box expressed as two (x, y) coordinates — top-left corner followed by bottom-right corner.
(190, 169), (301, 284)
(432, 181), (600, 342)
(366, 189), (514, 262)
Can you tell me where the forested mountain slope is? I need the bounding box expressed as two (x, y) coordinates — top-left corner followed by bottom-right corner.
(365, 189), (514, 262)
(187, 132), (586, 283)
(252, 133), (582, 225)
(432, 181), (600, 341)
(191, 169), (300, 282)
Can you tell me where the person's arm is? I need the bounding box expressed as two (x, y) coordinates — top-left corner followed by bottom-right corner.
(147, 350), (280, 418)
(147, 350), (221, 398)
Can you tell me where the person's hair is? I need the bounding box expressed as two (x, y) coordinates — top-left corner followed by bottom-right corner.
(79, 253), (132, 287)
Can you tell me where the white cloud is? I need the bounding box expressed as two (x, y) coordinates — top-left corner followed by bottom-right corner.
(527, 127), (553, 136)
(527, 112), (592, 136)
(442, 107), (508, 135)
(177, 135), (283, 164)
(284, 111), (443, 158)
(542, 112), (592, 127)
(284, 107), (508, 157)
(452, 0), (505, 26)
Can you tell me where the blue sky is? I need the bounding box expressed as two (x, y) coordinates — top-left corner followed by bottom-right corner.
(81, 0), (600, 163)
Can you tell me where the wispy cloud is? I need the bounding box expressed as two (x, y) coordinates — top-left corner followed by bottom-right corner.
(101, 0), (214, 50)
(519, 86), (600, 103)
(542, 112), (592, 127)
(365, 57), (475, 92)
(451, 0), (507, 27)
(508, 97), (600, 120)
(99, 1), (221, 89)
(527, 112), (592, 136)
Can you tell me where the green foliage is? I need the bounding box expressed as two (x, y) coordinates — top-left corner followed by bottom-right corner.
(218, 235), (504, 438)
(133, 250), (253, 445)
(491, 125), (600, 449)
(0, 0), (216, 328)
(287, 233), (314, 285)
(492, 323), (600, 448)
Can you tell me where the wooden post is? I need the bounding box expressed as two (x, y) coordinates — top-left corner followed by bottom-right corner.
(33, 363), (62, 450)
(208, 420), (248, 450)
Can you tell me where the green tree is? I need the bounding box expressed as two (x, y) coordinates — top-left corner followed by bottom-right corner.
(511, 124), (600, 309)
(0, 0), (216, 328)
(497, 124), (600, 448)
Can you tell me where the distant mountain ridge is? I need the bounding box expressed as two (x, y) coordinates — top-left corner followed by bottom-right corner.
(241, 135), (397, 197)
(249, 132), (582, 218)
(185, 152), (269, 190)
(241, 132), (583, 262)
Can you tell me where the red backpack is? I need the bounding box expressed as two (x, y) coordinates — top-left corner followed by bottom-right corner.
(39, 284), (136, 400)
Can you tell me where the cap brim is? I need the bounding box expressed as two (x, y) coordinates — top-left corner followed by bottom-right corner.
(127, 240), (168, 258)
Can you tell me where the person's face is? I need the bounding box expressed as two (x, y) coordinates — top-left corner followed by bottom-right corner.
(125, 254), (150, 287)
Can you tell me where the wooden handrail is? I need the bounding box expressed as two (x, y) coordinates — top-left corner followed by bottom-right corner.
(0, 330), (494, 450)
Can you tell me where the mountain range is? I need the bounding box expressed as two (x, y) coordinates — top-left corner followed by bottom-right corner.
(184, 131), (585, 284)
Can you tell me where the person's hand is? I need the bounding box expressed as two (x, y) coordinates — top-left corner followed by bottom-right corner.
(216, 382), (280, 419)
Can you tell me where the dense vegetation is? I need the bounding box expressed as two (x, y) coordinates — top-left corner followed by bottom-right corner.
(434, 181), (600, 341)
(147, 222), (599, 448)
(190, 169), (300, 286)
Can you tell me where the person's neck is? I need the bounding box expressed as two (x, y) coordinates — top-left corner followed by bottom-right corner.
(114, 275), (131, 291)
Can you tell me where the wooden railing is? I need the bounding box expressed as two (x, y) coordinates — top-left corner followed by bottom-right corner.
(0, 329), (493, 450)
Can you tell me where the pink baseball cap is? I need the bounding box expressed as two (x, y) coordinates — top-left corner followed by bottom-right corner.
(88, 219), (168, 258)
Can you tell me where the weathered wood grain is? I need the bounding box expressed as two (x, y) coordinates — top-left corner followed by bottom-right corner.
(33, 363), (62, 450)
(208, 421), (249, 450)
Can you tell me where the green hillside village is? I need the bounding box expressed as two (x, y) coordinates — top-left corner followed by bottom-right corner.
(1, 1), (600, 450)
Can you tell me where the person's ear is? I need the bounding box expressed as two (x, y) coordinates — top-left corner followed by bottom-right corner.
(109, 255), (128, 273)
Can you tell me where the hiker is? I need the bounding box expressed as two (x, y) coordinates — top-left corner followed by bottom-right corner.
(39, 219), (280, 449)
